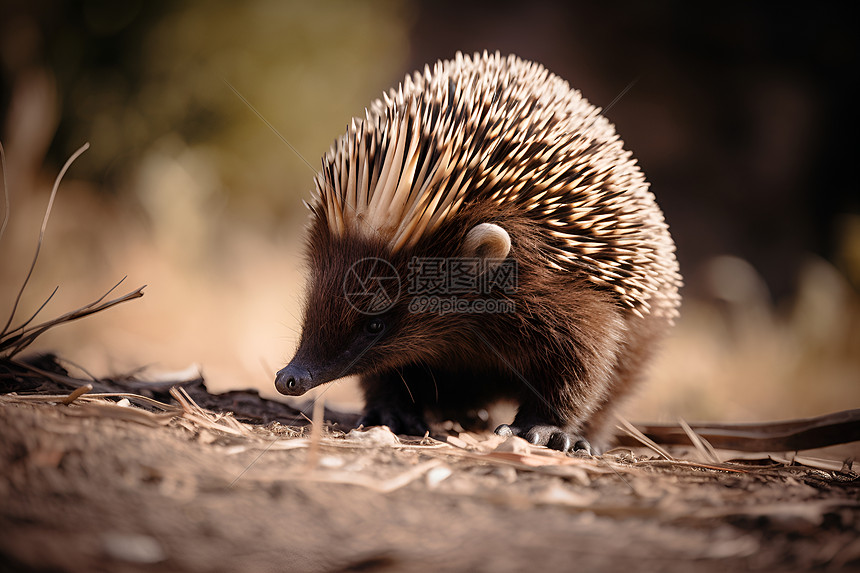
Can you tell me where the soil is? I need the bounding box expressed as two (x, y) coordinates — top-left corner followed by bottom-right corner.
(1, 375), (859, 573)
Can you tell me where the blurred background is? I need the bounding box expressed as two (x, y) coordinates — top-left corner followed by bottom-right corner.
(1, 1), (857, 424)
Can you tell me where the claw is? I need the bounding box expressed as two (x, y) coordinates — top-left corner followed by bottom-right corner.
(494, 423), (515, 437)
(547, 432), (572, 452)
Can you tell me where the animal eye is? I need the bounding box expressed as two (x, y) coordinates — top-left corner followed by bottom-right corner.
(365, 318), (385, 335)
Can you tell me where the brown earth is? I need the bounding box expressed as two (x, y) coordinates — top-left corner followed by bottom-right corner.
(1, 372), (859, 573)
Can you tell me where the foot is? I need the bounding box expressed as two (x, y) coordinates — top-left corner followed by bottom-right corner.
(495, 423), (592, 454)
(358, 407), (429, 437)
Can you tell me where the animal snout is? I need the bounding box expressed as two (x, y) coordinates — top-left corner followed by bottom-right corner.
(275, 363), (312, 396)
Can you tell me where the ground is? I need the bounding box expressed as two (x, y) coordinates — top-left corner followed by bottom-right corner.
(1, 375), (858, 573)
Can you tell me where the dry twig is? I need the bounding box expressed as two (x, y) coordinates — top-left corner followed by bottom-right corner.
(0, 141), (146, 359)
(616, 415), (675, 461)
(678, 418), (721, 464)
(2, 142), (90, 337)
(0, 141), (9, 243)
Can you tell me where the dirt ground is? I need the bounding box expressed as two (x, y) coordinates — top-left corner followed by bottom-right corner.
(1, 373), (859, 573)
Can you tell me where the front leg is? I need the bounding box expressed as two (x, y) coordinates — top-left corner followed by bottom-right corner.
(495, 422), (592, 454)
(495, 395), (594, 454)
(358, 368), (429, 437)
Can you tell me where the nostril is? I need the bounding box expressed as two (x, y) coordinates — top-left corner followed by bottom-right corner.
(275, 364), (312, 396)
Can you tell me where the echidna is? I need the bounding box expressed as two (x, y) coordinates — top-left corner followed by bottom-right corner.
(275, 51), (681, 453)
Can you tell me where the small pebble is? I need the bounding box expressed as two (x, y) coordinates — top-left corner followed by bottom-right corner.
(102, 532), (166, 564)
(493, 436), (532, 455)
(426, 465), (453, 489)
(319, 455), (345, 469)
(345, 426), (400, 446)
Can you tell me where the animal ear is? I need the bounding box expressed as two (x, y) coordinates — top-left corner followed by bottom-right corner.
(462, 223), (511, 263)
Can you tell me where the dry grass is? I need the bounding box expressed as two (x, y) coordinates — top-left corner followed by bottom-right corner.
(3, 378), (857, 488)
(2, 357), (858, 571)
